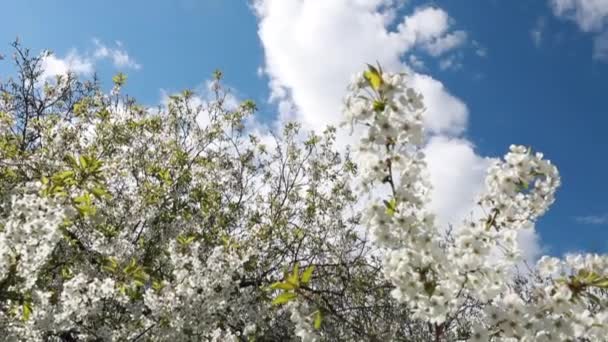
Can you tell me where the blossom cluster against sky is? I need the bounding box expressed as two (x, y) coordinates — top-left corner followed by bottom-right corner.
(1, 0), (607, 257)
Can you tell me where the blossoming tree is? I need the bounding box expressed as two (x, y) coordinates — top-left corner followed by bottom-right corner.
(0, 42), (607, 341)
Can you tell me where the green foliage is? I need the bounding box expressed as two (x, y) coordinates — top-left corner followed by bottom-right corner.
(177, 234), (197, 246)
(21, 300), (32, 322)
(301, 265), (315, 284)
(73, 99), (90, 117)
(558, 269), (608, 299)
(384, 198), (397, 216)
(112, 72), (127, 87)
(60, 267), (73, 280)
(364, 64), (383, 91)
(103, 257), (120, 273)
(287, 263), (300, 288)
(123, 258), (148, 287)
(269, 263), (317, 306)
(313, 310), (323, 330)
(241, 99), (258, 112)
(74, 193), (95, 216)
(271, 292), (297, 305)
(373, 99), (386, 112)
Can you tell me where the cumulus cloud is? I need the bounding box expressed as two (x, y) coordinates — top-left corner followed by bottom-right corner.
(254, 1), (466, 131)
(550, 0), (608, 61)
(437, 53), (464, 71)
(40, 50), (94, 82)
(575, 213), (608, 225)
(472, 40), (488, 57)
(409, 73), (467, 134)
(551, 0), (608, 32)
(423, 30), (468, 57)
(517, 229), (544, 264)
(40, 39), (140, 83)
(93, 39), (141, 70)
(408, 54), (426, 70)
(253, 0), (542, 259)
(424, 137), (493, 228)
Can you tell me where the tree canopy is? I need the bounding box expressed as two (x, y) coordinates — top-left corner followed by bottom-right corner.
(0, 42), (607, 341)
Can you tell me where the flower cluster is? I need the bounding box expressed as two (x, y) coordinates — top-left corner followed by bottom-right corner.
(346, 65), (608, 340)
(286, 301), (319, 342)
(0, 183), (65, 289)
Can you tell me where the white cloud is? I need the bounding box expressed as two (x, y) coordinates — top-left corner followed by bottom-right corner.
(550, 0), (608, 61)
(39, 39), (140, 83)
(424, 136), (493, 229)
(575, 213), (608, 225)
(40, 50), (94, 83)
(423, 30), (467, 57)
(472, 40), (488, 57)
(253, 0), (542, 259)
(410, 73), (467, 134)
(254, 1), (468, 132)
(93, 39), (141, 70)
(531, 17), (546, 47)
(517, 228), (544, 264)
(550, 0), (608, 32)
(437, 54), (463, 71)
(593, 30), (608, 60)
(408, 54), (426, 70)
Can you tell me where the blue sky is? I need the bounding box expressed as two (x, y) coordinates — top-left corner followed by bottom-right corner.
(1, 0), (607, 257)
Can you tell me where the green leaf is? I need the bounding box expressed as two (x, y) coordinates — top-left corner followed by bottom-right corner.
(287, 263), (300, 287)
(97, 108), (110, 120)
(593, 279), (608, 288)
(64, 154), (79, 168)
(123, 258), (138, 275)
(74, 193), (91, 204)
(373, 100), (386, 112)
(73, 100), (88, 117)
(301, 265), (315, 285)
(61, 266), (73, 280)
(313, 310), (323, 330)
(270, 281), (296, 291)
(53, 170), (75, 181)
(157, 169), (172, 185)
(112, 72), (127, 87)
(22, 301), (32, 321)
(79, 155), (88, 169)
(364, 64), (383, 91)
(91, 186), (110, 199)
(516, 179), (529, 192)
(182, 89), (193, 99)
(74, 193), (96, 216)
(384, 198), (397, 216)
(152, 280), (165, 292)
(271, 292), (297, 306)
(583, 271), (601, 283)
(177, 234), (196, 246)
(103, 257), (119, 273)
